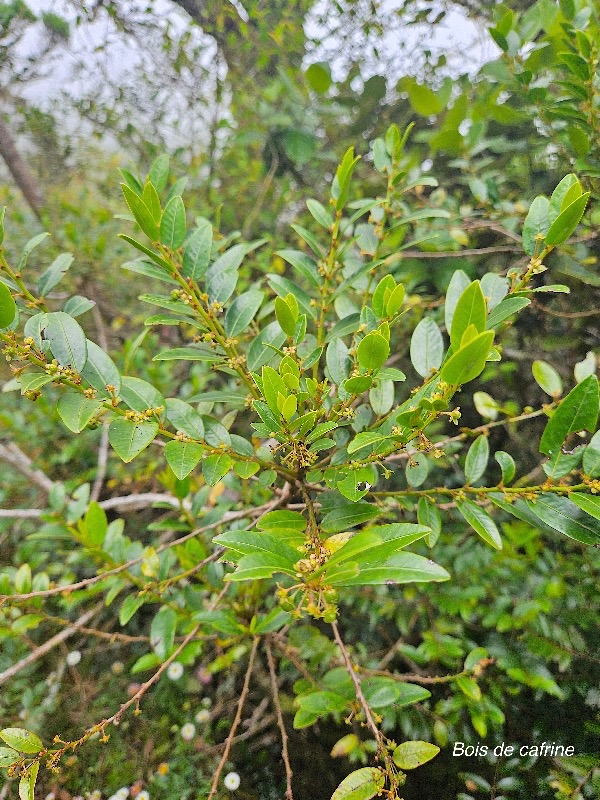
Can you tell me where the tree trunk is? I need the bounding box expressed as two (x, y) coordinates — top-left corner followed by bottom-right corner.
(0, 116), (44, 220)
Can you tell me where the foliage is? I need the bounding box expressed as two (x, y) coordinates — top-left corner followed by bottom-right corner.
(1, 1), (600, 799)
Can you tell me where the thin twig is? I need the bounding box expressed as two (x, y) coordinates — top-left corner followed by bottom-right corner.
(266, 640), (294, 800)
(0, 504), (266, 601)
(330, 621), (386, 755)
(91, 424), (110, 502)
(208, 637), (260, 800)
(0, 605), (100, 687)
(0, 441), (55, 493)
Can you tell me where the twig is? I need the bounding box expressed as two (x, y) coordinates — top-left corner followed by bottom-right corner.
(266, 641), (294, 800)
(0, 605), (100, 687)
(331, 621), (387, 757)
(0, 441), (54, 493)
(0, 492), (184, 520)
(91, 424), (110, 502)
(0, 502), (279, 601)
(208, 637), (260, 800)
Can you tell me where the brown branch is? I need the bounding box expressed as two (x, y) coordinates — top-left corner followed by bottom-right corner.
(266, 641), (294, 800)
(208, 637), (260, 800)
(91, 423), (109, 503)
(0, 117), (44, 219)
(331, 621), (387, 757)
(0, 441), (55, 493)
(0, 605), (100, 687)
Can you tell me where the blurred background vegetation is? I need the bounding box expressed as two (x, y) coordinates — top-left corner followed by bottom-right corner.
(0, 0), (599, 798)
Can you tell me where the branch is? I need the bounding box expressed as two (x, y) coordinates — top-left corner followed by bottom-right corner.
(0, 605), (100, 687)
(91, 424), (109, 503)
(208, 637), (260, 800)
(0, 117), (45, 219)
(331, 621), (387, 758)
(266, 641), (294, 800)
(0, 441), (55, 493)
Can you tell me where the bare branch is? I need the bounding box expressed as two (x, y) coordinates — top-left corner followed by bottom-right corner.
(266, 640), (294, 800)
(208, 637), (259, 800)
(91, 424), (110, 503)
(0, 441), (55, 493)
(0, 605), (101, 687)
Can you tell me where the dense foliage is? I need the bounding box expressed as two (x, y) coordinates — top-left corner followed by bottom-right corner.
(1, 1), (599, 799)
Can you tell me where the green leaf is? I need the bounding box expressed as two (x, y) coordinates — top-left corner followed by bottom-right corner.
(456, 676), (482, 701)
(417, 497), (442, 546)
(130, 652), (161, 674)
(165, 398), (205, 439)
(165, 440), (203, 479)
(224, 290), (264, 337)
(305, 62), (331, 93)
(0, 746), (19, 768)
(0, 281), (16, 328)
(57, 393), (101, 433)
(441, 331), (494, 386)
(63, 295), (95, 317)
(109, 419), (158, 462)
(570, 492), (600, 521)
(85, 501), (108, 546)
(276, 249), (320, 286)
(545, 192), (590, 246)
(150, 607), (177, 661)
(369, 380), (394, 415)
(582, 430), (600, 477)
(321, 502), (381, 533)
(183, 222), (212, 280)
(120, 376), (165, 417)
(0, 728), (43, 754)
(549, 174), (579, 223)
(539, 375), (599, 455)
(406, 452), (429, 487)
(206, 267), (238, 305)
(495, 450), (516, 484)
(444, 270), (470, 332)
(330, 551), (450, 586)
(19, 761), (39, 800)
(17, 232), (50, 272)
(202, 454), (233, 485)
(160, 195), (186, 249)
(357, 332), (389, 372)
(331, 146), (360, 211)
(464, 435), (489, 483)
(489, 492), (600, 546)
(410, 318), (444, 377)
(45, 312), (88, 371)
(121, 183), (159, 240)
(306, 198), (333, 229)
(522, 195), (550, 256)
(532, 360), (563, 397)
(38, 253), (73, 295)
(148, 154), (169, 192)
(485, 296), (530, 329)
(456, 500), (502, 550)
(392, 740), (440, 770)
(450, 281), (486, 351)
(119, 594), (145, 626)
(261, 365), (287, 415)
(247, 321), (286, 371)
(331, 768), (385, 800)
(400, 76), (444, 115)
(267, 273), (316, 319)
(275, 296), (297, 337)
(326, 339), (351, 386)
(81, 340), (121, 396)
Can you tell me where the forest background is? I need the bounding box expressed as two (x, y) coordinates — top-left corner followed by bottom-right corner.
(0, 0), (599, 799)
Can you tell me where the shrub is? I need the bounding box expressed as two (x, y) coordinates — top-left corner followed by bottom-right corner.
(1, 130), (599, 799)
